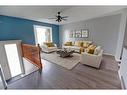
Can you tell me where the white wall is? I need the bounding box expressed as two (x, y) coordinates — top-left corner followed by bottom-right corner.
(123, 14), (127, 47)
(124, 29), (127, 47)
(115, 10), (127, 61)
(60, 14), (122, 56)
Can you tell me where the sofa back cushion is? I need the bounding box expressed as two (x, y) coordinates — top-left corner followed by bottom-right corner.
(83, 42), (90, 48)
(74, 41), (83, 47)
(64, 41), (72, 46)
(82, 41), (92, 44)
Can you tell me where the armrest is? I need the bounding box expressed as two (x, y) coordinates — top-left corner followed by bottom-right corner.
(98, 50), (103, 56)
(54, 44), (57, 47)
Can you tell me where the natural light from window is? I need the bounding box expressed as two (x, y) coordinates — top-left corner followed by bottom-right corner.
(4, 44), (22, 77)
(36, 28), (46, 45)
(34, 26), (52, 45)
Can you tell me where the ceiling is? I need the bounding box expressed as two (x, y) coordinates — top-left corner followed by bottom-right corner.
(0, 6), (126, 25)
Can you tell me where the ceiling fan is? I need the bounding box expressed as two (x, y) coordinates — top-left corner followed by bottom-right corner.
(48, 11), (68, 22)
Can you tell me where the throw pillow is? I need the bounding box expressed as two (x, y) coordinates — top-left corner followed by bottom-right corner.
(64, 41), (72, 46)
(83, 42), (90, 48)
(86, 45), (96, 54)
(75, 41), (83, 47)
(43, 42), (54, 47)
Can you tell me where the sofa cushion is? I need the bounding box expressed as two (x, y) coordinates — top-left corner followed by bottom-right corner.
(63, 46), (72, 48)
(48, 47), (57, 49)
(94, 46), (101, 55)
(74, 41), (83, 47)
(71, 46), (81, 50)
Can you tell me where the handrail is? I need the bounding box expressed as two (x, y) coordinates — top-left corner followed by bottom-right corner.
(21, 44), (42, 70)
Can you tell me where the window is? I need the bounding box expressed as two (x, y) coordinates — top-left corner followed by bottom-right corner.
(4, 44), (22, 77)
(34, 25), (52, 45)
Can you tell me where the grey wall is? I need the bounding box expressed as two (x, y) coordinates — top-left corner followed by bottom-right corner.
(59, 14), (121, 55)
(124, 24), (127, 47)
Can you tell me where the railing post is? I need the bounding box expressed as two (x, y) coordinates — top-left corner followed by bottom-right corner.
(37, 44), (42, 70)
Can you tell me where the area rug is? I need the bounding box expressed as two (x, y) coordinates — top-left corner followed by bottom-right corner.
(41, 52), (80, 70)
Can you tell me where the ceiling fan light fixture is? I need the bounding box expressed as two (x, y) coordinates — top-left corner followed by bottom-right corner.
(48, 11), (68, 22)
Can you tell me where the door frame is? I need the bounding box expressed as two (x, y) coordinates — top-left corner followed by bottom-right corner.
(0, 40), (25, 80)
(0, 65), (7, 89)
(33, 25), (52, 45)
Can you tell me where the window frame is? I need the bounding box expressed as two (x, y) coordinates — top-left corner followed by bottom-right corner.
(33, 25), (52, 45)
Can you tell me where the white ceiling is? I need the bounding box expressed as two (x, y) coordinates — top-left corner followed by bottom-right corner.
(0, 6), (126, 25)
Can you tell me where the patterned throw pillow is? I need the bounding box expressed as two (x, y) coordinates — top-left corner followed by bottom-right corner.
(44, 42), (54, 47)
(64, 42), (72, 46)
(86, 45), (96, 54)
(83, 42), (90, 48)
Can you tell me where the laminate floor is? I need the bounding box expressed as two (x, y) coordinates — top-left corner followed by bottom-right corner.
(7, 55), (121, 89)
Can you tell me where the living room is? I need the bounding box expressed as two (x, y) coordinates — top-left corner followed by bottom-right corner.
(0, 6), (127, 90)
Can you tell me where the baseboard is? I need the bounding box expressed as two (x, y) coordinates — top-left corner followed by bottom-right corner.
(103, 53), (122, 62)
(103, 53), (114, 57)
(115, 56), (121, 62)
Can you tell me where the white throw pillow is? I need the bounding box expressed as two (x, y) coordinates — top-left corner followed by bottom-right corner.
(94, 46), (101, 55)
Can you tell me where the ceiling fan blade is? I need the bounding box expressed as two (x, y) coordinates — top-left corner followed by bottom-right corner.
(62, 18), (67, 21)
(48, 11), (68, 22)
(61, 16), (68, 18)
(48, 17), (57, 19)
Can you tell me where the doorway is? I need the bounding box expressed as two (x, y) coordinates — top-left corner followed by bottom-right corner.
(4, 44), (22, 78)
(34, 25), (52, 45)
(0, 40), (24, 80)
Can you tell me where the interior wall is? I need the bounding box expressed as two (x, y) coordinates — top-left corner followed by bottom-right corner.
(124, 24), (127, 47)
(59, 14), (121, 56)
(0, 15), (59, 46)
(115, 10), (127, 61)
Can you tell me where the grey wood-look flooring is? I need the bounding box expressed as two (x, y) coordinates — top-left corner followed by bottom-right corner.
(7, 55), (121, 89)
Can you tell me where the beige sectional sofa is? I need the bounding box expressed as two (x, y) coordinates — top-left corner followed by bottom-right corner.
(62, 41), (92, 53)
(62, 41), (103, 68)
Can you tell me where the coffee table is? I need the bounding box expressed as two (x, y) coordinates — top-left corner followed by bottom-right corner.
(56, 48), (74, 58)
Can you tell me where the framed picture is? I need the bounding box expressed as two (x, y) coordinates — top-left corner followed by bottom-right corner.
(69, 30), (73, 38)
(81, 29), (89, 38)
(75, 30), (81, 38)
(72, 30), (76, 38)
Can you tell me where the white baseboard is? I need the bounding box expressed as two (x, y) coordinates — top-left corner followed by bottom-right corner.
(115, 56), (121, 62)
(103, 53), (114, 57)
(115, 59), (121, 62)
(103, 53), (122, 62)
